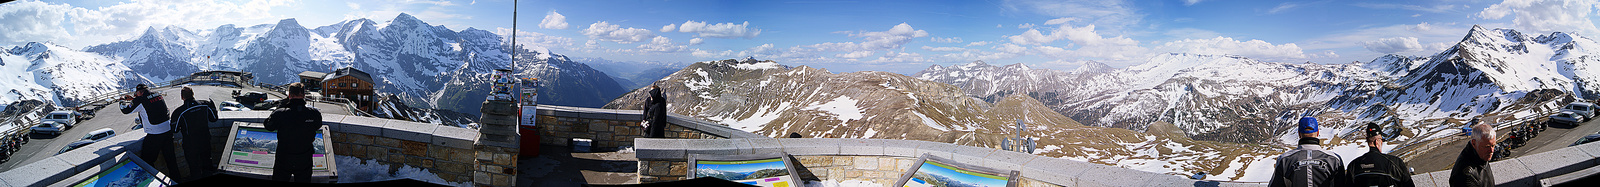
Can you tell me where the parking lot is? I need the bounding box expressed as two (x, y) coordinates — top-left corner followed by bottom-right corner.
(0, 85), (353, 172)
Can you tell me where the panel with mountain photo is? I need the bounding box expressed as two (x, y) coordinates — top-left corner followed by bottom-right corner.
(903, 160), (1008, 187)
(692, 158), (794, 187)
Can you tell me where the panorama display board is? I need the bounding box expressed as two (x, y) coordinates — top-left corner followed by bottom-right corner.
(687, 153), (801, 187)
(70, 153), (172, 187)
(216, 122), (338, 182)
(892, 154), (1018, 187)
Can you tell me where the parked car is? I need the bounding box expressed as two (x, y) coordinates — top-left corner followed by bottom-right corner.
(1551, 111), (1586, 127)
(80, 128), (115, 142)
(56, 140), (96, 155)
(42, 110), (79, 128)
(1572, 134), (1600, 147)
(31, 121), (66, 135)
(220, 101), (252, 111)
(1563, 102), (1599, 121)
(234, 91), (268, 105)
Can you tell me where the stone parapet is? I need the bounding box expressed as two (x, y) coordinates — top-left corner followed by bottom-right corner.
(632, 138), (1600, 187)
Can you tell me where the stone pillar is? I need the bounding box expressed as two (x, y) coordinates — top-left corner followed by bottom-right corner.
(474, 100), (519, 186)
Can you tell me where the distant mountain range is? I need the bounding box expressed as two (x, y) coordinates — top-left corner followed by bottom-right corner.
(604, 58), (1281, 179)
(916, 26), (1598, 147)
(71, 13), (627, 117)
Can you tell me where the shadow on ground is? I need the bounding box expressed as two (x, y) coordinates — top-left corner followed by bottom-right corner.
(519, 145), (638, 186)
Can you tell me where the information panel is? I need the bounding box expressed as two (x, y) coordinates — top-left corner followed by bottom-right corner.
(893, 154), (1017, 187)
(216, 122), (338, 182)
(226, 127), (329, 170)
(687, 154), (800, 187)
(71, 154), (171, 187)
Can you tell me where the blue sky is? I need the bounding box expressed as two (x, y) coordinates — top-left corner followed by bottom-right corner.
(2, 0), (1598, 74)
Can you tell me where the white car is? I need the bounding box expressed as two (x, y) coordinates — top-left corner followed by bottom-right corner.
(81, 128), (115, 142)
(42, 110), (78, 129)
(1563, 102), (1598, 121)
(220, 101), (251, 111)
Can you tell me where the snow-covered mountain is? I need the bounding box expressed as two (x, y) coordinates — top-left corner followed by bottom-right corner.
(910, 26), (1600, 180)
(81, 13), (627, 117)
(603, 58), (1282, 180)
(0, 42), (150, 107)
(915, 26), (1600, 146)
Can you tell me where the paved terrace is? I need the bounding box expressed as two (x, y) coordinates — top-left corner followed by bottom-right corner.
(528, 105), (1600, 186)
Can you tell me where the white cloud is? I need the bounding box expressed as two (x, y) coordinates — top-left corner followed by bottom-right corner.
(931, 37), (962, 43)
(1359, 37), (1425, 54)
(1163, 28), (1222, 40)
(798, 23), (929, 52)
(1478, 0), (1600, 36)
(660, 24), (677, 32)
(1018, 23), (1036, 29)
(1353, 3), (1461, 13)
(691, 48), (733, 58)
(347, 2), (360, 9)
(835, 51), (875, 59)
(867, 51), (928, 63)
(1268, 2), (1302, 14)
(1182, 0), (1203, 6)
(677, 21), (761, 39)
(495, 27), (576, 52)
(0, 1), (74, 46)
(921, 46), (969, 52)
(966, 41), (992, 47)
(688, 38), (704, 45)
(1007, 24), (1136, 47)
(1300, 22), (1466, 53)
(637, 36), (686, 53)
(539, 11), (569, 29)
(581, 21), (655, 43)
(1000, 0), (1140, 33)
(1156, 36), (1310, 61)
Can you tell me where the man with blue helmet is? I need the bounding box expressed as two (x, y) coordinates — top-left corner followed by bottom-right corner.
(1269, 117), (1346, 187)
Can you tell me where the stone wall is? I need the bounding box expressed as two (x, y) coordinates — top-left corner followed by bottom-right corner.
(532, 105), (744, 152)
(218, 111), (480, 186)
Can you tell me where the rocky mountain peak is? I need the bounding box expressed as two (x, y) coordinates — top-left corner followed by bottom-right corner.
(1072, 61), (1113, 74)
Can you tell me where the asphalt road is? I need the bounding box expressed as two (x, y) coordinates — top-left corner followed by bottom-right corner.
(1409, 118), (1600, 173)
(0, 85), (349, 172)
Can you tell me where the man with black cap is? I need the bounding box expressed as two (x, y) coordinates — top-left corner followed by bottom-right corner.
(264, 83), (322, 182)
(1346, 122), (1414, 187)
(120, 84), (181, 177)
(1269, 116), (1346, 187)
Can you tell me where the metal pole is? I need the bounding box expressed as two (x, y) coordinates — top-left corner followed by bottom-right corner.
(511, 0), (517, 71)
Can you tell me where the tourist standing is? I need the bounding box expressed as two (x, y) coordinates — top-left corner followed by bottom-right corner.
(1450, 123), (1496, 187)
(1269, 117), (1346, 187)
(264, 83), (323, 182)
(121, 84), (181, 178)
(171, 86), (219, 181)
(642, 84), (668, 138)
(1346, 123), (1415, 187)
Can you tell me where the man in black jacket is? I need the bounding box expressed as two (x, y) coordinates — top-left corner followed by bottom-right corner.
(1347, 123), (1415, 187)
(1269, 117), (1345, 187)
(264, 83), (322, 182)
(642, 84), (667, 138)
(121, 84), (180, 177)
(1450, 123), (1496, 187)
(170, 86), (218, 181)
